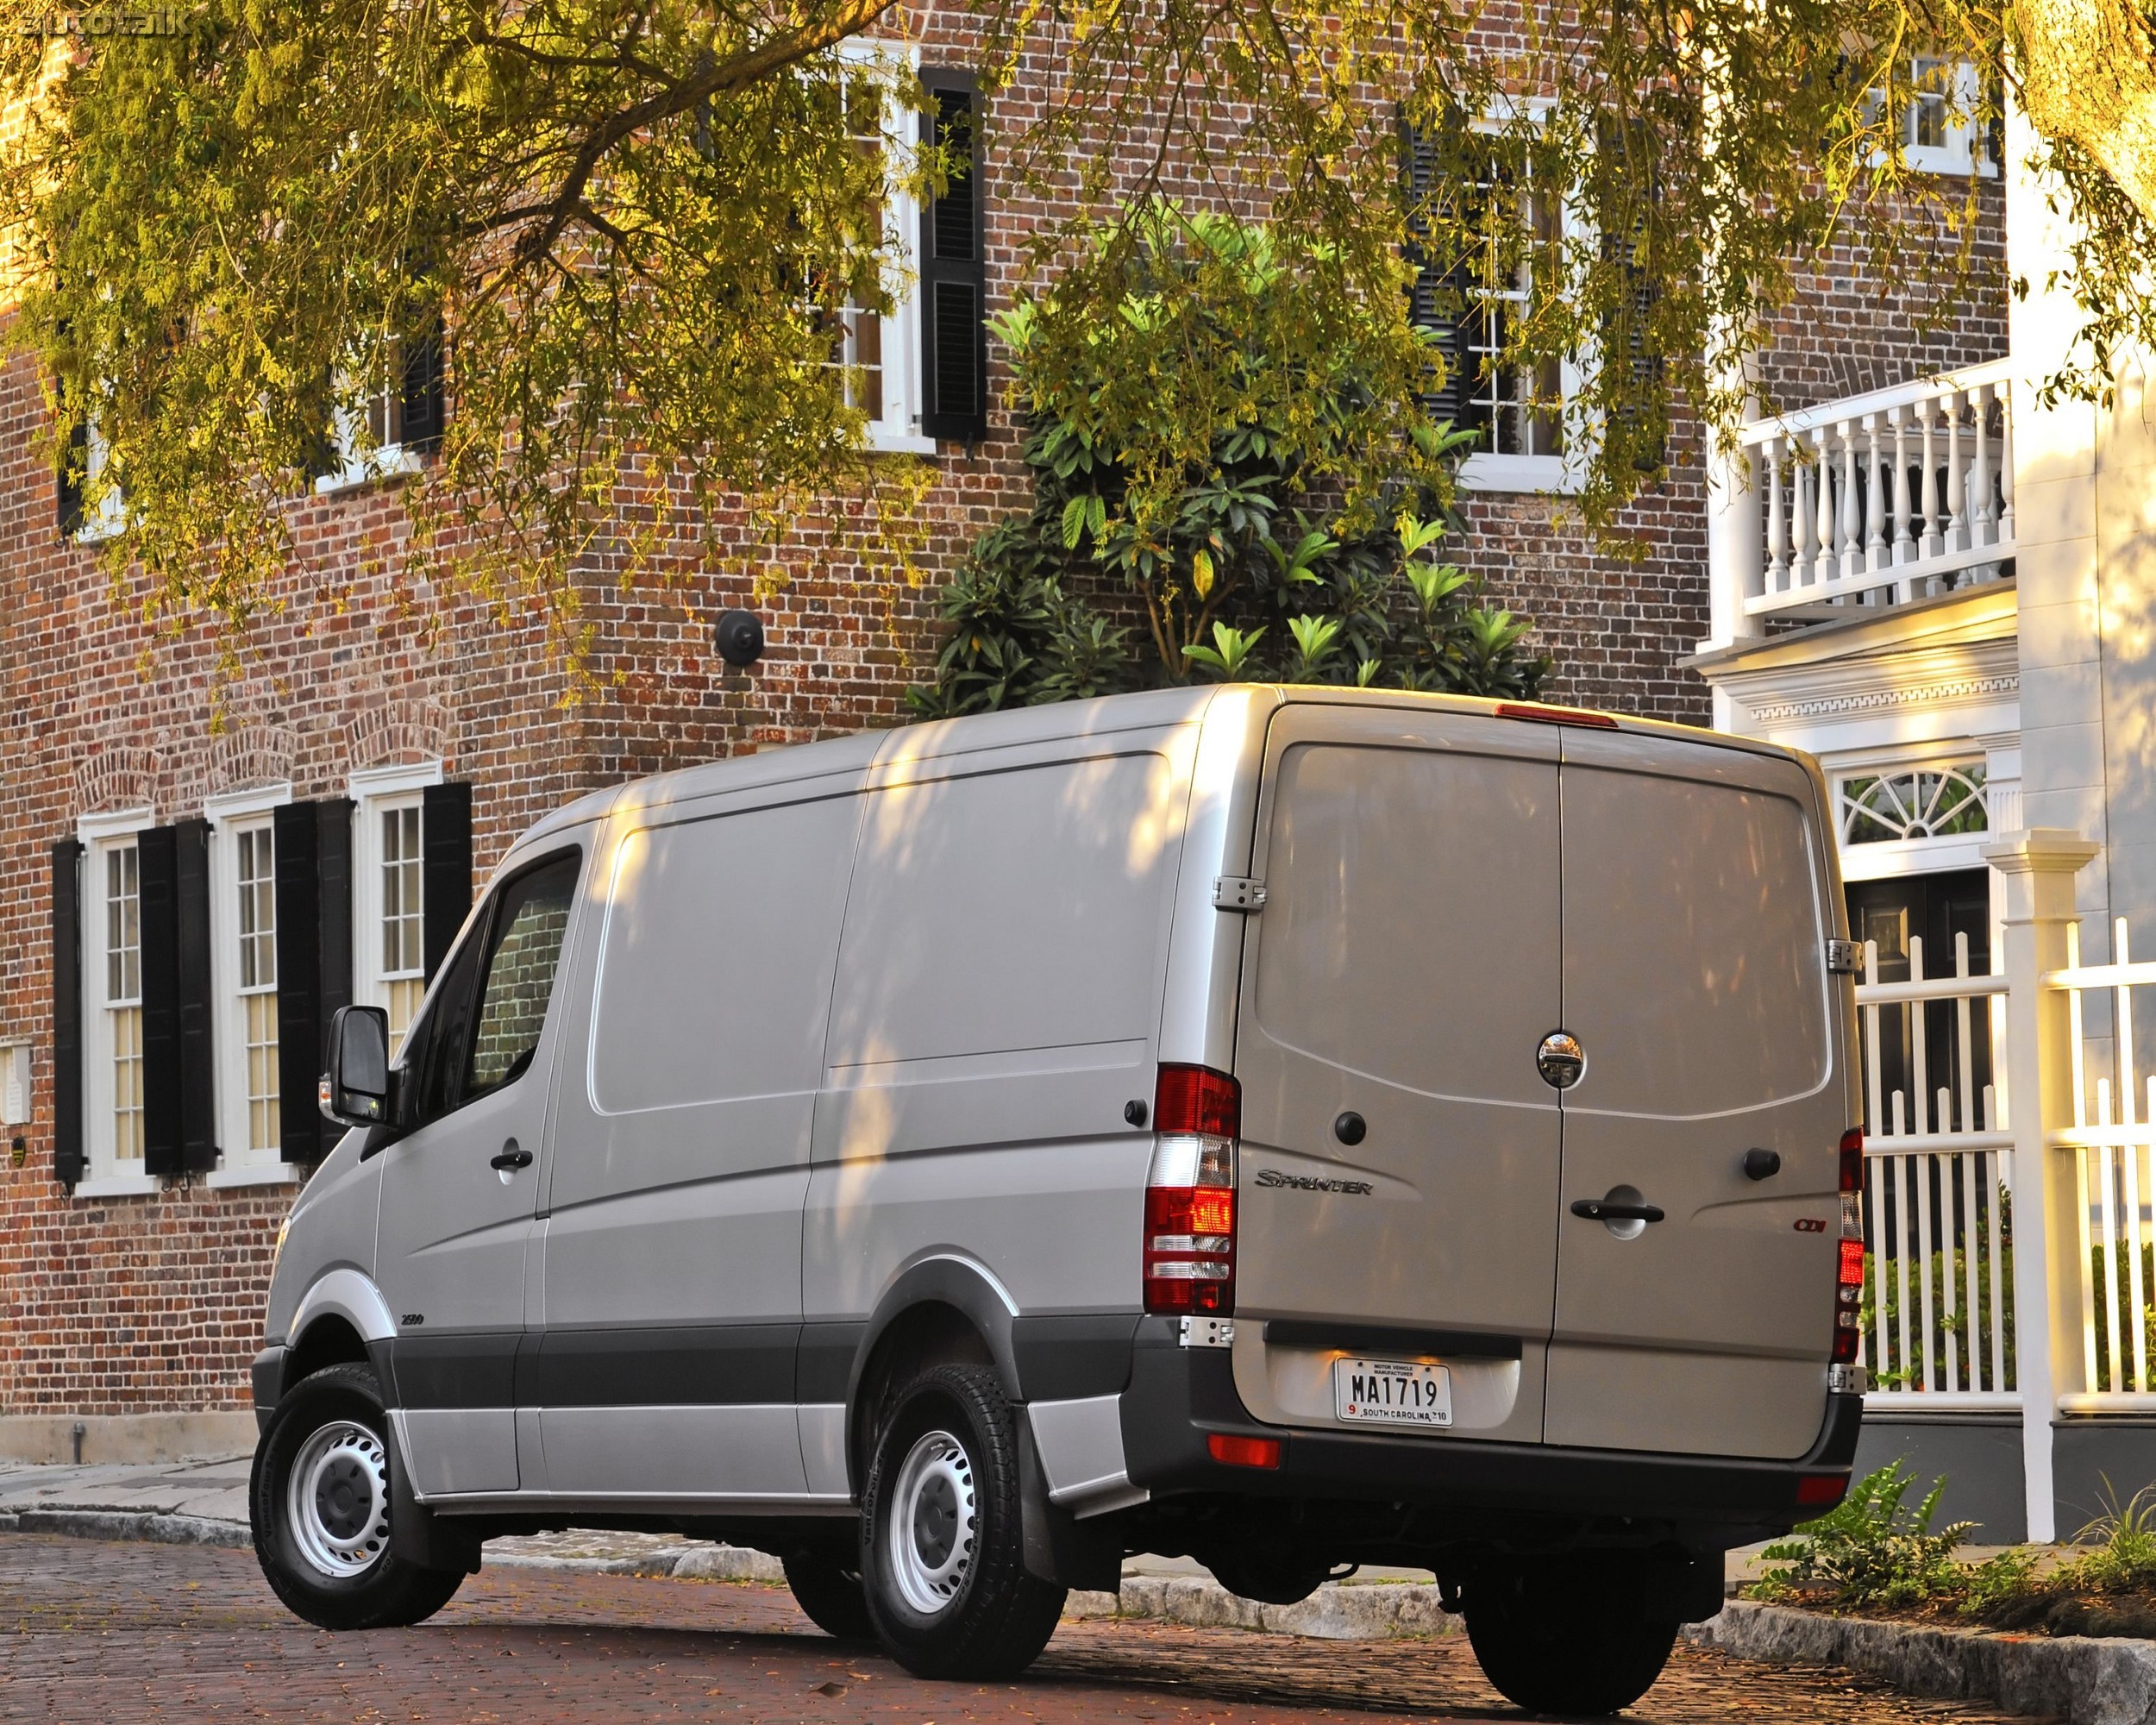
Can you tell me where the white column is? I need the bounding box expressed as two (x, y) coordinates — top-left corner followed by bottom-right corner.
(1986, 827), (2101, 1544)
(1704, 417), (1765, 651)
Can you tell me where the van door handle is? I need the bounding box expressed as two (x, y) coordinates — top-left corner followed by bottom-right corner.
(491, 1143), (533, 1171)
(1570, 1198), (1664, 1223)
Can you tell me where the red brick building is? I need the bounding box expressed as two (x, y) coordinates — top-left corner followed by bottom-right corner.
(0, 17), (2007, 1453)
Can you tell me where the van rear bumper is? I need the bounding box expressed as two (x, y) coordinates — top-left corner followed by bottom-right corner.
(1118, 1339), (1862, 1538)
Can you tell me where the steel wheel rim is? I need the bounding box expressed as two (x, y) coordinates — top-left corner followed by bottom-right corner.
(285, 1418), (391, 1580)
(886, 1427), (976, 1615)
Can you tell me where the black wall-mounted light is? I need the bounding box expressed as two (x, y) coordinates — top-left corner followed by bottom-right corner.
(713, 609), (765, 668)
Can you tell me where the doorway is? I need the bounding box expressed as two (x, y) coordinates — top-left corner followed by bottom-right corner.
(1845, 868), (1995, 1136)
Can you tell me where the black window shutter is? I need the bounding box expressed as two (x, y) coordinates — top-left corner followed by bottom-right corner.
(317, 799), (355, 1034)
(56, 416), (88, 538)
(919, 76), (987, 446)
(422, 781), (474, 984)
(1401, 112), (1483, 442)
(51, 840), (84, 1188)
(138, 825), (184, 1177)
(397, 318), (447, 453)
(175, 818), (216, 1174)
(1596, 118), (1665, 473)
(273, 801), (323, 1165)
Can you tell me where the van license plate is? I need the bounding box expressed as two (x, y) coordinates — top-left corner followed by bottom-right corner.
(1333, 1358), (1452, 1427)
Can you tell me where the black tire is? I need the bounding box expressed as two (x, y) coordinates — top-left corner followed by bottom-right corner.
(1463, 1557), (1677, 1716)
(858, 1363), (1066, 1679)
(250, 1362), (467, 1631)
(782, 1545), (875, 1640)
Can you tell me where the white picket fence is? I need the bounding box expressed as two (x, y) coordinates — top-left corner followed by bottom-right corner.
(1853, 836), (2156, 1533)
(1857, 933), (2015, 1403)
(2050, 919), (2156, 1408)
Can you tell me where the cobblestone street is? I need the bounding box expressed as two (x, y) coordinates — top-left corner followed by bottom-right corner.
(0, 1534), (2040, 1724)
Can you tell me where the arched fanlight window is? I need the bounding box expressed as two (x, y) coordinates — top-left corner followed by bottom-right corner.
(1837, 765), (1989, 844)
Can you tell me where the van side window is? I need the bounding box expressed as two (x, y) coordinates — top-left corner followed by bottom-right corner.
(463, 856), (580, 1101)
(399, 850), (579, 1127)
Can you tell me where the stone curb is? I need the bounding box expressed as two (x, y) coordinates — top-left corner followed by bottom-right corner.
(1688, 1597), (2156, 1725)
(0, 1508), (250, 1550)
(1068, 1577), (1460, 1640)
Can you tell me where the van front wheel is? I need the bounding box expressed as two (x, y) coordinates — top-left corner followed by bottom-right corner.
(249, 1362), (467, 1632)
(858, 1364), (1065, 1678)
(1463, 1557), (1677, 1716)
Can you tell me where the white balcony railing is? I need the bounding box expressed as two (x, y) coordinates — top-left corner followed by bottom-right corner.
(1721, 360), (2015, 625)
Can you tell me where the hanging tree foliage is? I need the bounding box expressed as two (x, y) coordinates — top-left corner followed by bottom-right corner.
(0, 0), (2143, 659)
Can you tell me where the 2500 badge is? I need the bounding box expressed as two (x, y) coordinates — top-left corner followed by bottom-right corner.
(1255, 1169), (1374, 1195)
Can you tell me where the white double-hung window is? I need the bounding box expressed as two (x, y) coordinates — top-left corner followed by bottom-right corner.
(827, 41), (936, 455)
(77, 806), (154, 1194)
(352, 762), (441, 1058)
(1408, 100), (1588, 496)
(1883, 59), (1994, 178)
(204, 785), (293, 1180)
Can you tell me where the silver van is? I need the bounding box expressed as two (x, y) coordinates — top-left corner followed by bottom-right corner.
(249, 685), (1865, 1714)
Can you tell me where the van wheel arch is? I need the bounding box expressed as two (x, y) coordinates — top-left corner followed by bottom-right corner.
(847, 1265), (1021, 1495)
(285, 1315), (372, 1394)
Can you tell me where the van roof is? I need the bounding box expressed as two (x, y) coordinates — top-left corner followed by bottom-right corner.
(518, 681), (1812, 847)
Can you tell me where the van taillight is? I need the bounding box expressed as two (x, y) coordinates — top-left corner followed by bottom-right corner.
(1144, 1065), (1239, 1315)
(1833, 1129), (1866, 1363)
(1839, 1126), (1865, 1241)
(1156, 1064), (1240, 1138)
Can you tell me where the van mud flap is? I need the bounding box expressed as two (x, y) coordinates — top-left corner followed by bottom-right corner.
(386, 1416), (483, 1575)
(1018, 1417), (1121, 1592)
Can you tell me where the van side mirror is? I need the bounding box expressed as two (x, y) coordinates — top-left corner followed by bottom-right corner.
(320, 1005), (392, 1127)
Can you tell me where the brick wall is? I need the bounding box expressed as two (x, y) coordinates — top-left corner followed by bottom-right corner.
(0, 16), (2010, 1415)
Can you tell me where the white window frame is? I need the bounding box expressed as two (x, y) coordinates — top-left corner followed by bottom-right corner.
(313, 383), (427, 495)
(1456, 99), (1589, 498)
(351, 759), (444, 1058)
(831, 39), (937, 456)
(202, 783), (304, 1188)
(73, 416), (127, 544)
(1893, 59), (1995, 179)
(1, 1040), (29, 1130)
(75, 805), (158, 1197)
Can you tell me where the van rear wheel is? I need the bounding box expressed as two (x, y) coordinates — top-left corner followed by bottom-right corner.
(249, 1362), (467, 1632)
(858, 1364), (1065, 1678)
(1463, 1556), (1677, 1716)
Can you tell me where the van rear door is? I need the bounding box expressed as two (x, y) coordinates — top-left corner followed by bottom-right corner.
(1545, 729), (1844, 1459)
(1232, 705), (1562, 1443)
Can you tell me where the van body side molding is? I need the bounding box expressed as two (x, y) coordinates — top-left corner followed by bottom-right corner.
(1263, 1320), (1526, 1362)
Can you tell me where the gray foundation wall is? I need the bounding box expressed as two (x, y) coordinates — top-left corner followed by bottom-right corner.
(1851, 1412), (2156, 1546)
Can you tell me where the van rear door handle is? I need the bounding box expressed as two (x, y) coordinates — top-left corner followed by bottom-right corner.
(1570, 1198), (1664, 1223)
(491, 1144), (533, 1171)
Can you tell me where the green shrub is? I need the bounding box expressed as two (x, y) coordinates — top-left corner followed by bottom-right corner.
(1957, 1546), (2040, 1617)
(1752, 1462), (1974, 1610)
(1858, 1240), (2015, 1393)
(908, 209), (1549, 717)
(2061, 1478), (2156, 1595)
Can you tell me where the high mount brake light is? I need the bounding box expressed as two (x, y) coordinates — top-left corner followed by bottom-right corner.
(1144, 1064), (1240, 1316)
(1493, 701), (1620, 730)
